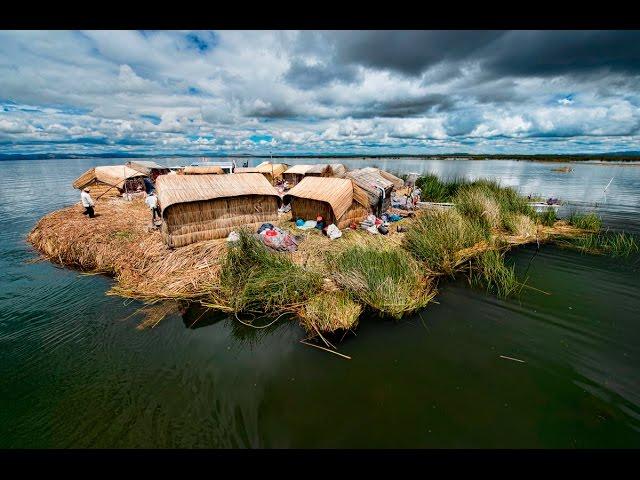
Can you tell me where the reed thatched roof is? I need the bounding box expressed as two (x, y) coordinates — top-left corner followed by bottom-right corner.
(183, 165), (224, 175)
(283, 164), (315, 175)
(156, 173), (281, 211)
(126, 160), (170, 174)
(73, 165), (146, 189)
(346, 167), (395, 191)
(328, 164), (347, 178)
(376, 169), (404, 189)
(344, 167), (401, 209)
(283, 176), (369, 220)
(234, 163), (289, 177)
(305, 163), (348, 177)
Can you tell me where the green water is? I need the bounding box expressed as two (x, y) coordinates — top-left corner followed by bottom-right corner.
(0, 157), (639, 447)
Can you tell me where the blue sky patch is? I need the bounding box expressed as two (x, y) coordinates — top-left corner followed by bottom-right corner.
(141, 114), (161, 125)
(249, 134), (273, 143)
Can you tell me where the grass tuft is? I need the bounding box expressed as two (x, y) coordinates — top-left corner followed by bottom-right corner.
(220, 229), (322, 313)
(537, 209), (558, 227)
(403, 209), (489, 274)
(300, 291), (362, 333)
(415, 174), (467, 202)
(556, 231), (639, 258)
(470, 250), (523, 298)
(568, 212), (602, 231)
(453, 187), (502, 230)
(331, 245), (435, 319)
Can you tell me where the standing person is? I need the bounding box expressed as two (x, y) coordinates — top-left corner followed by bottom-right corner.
(145, 190), (160, 224)
(81, 187), (95, 218)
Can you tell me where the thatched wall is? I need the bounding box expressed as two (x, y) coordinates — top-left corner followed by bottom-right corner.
(285, 177), (371, 230)
(283, 172), (306, 186)
(289, 197), (368, 230)
(162, 195), (279, 247)
(290, 197), (334, 224)
(337, 202), (370, 230)
(345, 168), (395, 216)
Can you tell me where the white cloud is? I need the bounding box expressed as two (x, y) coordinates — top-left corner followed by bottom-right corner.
(0, 30), (638, 154)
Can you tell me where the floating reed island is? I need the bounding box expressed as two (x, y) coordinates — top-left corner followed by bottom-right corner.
(28, 171), (638, 341)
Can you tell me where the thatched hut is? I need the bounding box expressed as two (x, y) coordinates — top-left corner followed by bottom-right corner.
(282, 164), (315, 186)
(182, 165), (224, 175)
(72, 165), (147, 198)
(376, 169), (404, 189)
(156, 173), (281, 248)
(283, 177), (370, 230)
(306, 163), (348, 179)
(345, 167), (399, 216)
(234, 163), (289, 184)
(126, 160), (171, 182)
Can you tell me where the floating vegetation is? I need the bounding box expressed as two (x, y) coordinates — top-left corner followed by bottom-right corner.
(552, 166), (573, 173)
(556, 231), (639, 258)
(28, 173), (636, 344)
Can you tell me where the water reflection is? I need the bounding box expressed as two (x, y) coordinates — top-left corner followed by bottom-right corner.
(1, 157), (639, 447)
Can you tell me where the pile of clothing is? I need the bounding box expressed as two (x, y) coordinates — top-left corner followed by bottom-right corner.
(295, 215), (326, 231)
(257, 223), (299, 252)
(359, 214), (389, 235)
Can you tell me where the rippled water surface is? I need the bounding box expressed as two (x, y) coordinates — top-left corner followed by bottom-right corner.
(0, 157), (639, 447)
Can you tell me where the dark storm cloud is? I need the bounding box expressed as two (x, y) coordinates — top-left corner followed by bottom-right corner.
(284, 58), (359, 89)
(330, 31), (505, 76)
(481, 31), (640, 77)
(308, 30), (640, 81)
(244, 102), (299, 119)
(351, 94), (455, 118)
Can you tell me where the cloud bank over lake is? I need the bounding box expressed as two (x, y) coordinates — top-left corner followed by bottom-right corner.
(1, 30), (639, 155)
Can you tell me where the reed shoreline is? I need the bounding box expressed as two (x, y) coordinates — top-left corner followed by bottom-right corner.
(28, 176), (616, 338)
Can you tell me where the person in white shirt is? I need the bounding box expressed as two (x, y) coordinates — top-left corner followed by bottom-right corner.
(145, 190), (160, 223)
(80, 187), (95, 218)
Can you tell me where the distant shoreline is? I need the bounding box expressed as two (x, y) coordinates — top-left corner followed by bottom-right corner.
(1, 153), (640, 162)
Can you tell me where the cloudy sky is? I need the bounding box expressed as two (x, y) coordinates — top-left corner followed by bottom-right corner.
(1, 30), (639, 155)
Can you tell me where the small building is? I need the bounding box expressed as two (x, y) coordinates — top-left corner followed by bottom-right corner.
(182, 165), (224, 175)
(283, 176), (370, 230)
(192, 160), (235, 174)
(156, 173), (282, 248)
(345, 167), (401, 216)
(72, 165), (147, 198)
(306, 163), (348, 178)
(234, 163), (289, 184)
(282, 163), (347, 186)
(282, 164), (315, 186)
(126, 160), (171, 182)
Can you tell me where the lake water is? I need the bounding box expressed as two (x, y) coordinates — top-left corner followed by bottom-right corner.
(0, 157), (639, 448)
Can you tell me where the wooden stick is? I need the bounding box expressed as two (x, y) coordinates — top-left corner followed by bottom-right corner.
(300, 340), (351, 360)
(500, 355), (525, 363)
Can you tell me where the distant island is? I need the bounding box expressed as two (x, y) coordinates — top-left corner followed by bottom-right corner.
(1, 152), (640, 162)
